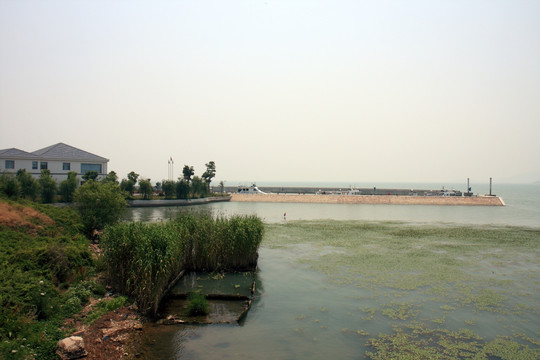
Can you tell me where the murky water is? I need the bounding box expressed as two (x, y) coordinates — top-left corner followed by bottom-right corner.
(129, 183), (540, 359)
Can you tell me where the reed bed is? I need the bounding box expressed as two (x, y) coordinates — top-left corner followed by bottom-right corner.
(100, 213), (264, 315)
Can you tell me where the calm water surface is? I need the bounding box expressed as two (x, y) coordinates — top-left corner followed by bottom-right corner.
(128, 183), (539, 359)
(127, 183), (540, 227)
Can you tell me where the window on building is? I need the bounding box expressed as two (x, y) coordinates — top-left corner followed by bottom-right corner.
(5, 160), (15, 169)
(81, 163), (102, 174)
(63, 162), (71, 171)
(32, 161), (38, 170)
(40, 162), (48, 170)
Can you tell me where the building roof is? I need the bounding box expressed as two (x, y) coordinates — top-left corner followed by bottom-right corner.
(0, 148), (40, 159)
(31, 143), (108, 162)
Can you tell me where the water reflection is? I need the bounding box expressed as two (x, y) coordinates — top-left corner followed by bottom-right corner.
(126, 199), (537, 227)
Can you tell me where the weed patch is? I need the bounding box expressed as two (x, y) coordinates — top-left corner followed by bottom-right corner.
(0, 199), (98, 359)
(187, 292), (210, 316)
(101, 213), (264, 316)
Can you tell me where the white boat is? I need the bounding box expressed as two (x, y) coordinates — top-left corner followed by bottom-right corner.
(237, 184), (267, 194)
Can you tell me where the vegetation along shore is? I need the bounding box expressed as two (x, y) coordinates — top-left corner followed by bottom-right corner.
(0, 164), (265, 359)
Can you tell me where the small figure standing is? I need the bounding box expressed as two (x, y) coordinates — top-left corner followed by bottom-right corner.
(283, 212), (287, 220)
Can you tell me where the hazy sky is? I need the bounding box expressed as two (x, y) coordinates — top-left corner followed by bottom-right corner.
(1, 1), (539, 185)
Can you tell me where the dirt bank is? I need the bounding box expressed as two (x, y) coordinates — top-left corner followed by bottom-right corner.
(63, 304), (143, 360)
(230, 194), (505, 206)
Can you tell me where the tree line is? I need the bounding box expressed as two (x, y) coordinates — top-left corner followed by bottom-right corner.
(0, 160), (217, 203)
(160, 161), (217, 199)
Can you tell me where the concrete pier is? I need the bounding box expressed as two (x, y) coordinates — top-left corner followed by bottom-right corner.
(230, 193), (505, 206)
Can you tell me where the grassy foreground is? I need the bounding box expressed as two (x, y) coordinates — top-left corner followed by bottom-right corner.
(1, 199), (265, 358)
(0, 199), (112, 359)
(264, 220), (540, 359)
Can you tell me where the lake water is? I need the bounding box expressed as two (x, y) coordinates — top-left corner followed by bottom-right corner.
(127, 183), (540, 227)
(127, 183), (540, 359)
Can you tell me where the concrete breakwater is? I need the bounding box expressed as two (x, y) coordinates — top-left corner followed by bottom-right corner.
(224, 185), (467, 196)
(230, 193), (505, 206)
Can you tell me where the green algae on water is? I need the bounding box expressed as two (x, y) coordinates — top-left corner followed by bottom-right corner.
(263, 220), (540, 355)
(366, 323), (539, 360)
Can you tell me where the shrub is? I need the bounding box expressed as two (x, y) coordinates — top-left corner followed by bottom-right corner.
(65, 282), (93, 305)
(16, 169), (39, 201)
(63, 296), (83, 315)
(138, 179), (153, 199)
(34, 242), (93, 284)
(162, 180), (176, 199)
(0, 173), (20, 198)
(38, 170), (57, 203)
(175, 180), (189, 199)
(187, 292), (209, 316)
(84, 296), (128, 325)
(59, 171), (78, 202)
(74, 180), (127, 236)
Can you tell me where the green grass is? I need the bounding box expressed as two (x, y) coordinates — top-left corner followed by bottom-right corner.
(0, 199), (99, 359)
(84, 296), (129, 325)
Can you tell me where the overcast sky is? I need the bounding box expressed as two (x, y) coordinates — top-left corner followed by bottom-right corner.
(1, 0), (539, 185)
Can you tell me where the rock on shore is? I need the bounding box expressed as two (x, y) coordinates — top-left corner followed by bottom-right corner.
(57, 336), (87, 360)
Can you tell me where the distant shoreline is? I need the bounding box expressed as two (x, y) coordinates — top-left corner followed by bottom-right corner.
(230, 193), (505, 206)
(128, 197), (230, 207)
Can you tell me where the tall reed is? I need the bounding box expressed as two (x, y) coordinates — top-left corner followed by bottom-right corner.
(100, 213), (264, 315)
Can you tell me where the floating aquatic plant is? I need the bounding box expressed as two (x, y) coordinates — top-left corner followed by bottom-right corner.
(263, 220), (540, 354)
(380, 303), (421, 321)
(366, 323), (540, 360)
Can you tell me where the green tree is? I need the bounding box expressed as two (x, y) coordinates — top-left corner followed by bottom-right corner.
(162, 180), (176, 199)
(103, 171), (119, 184)
(82, 170), (98, 182)
(0, 173), (20, 198)
(74, 180), (127, 236)
(219, 180), (225, 194)
(119, 179), (133, 196)
(190, 176), (206, 198)
(138, 179), (153, 200)
(202, 161), (216, 185)
(127, 171), (139, 184)
(120, 171), (139, 197)
(182, 165), (194, 183)
(39, 169), (57, 203)
(59, 171), (78, 202)
(16, 169), (39, 200)
(176, 179), (190, 200)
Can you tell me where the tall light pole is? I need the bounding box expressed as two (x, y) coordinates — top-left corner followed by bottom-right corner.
(168, 157), (174, 181)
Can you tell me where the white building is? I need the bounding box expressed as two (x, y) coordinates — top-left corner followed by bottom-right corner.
(0, 143), (108, 182)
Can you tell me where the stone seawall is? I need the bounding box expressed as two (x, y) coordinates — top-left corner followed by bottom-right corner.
(230, 194), (505, 206)
(128, 196), (230, 207)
